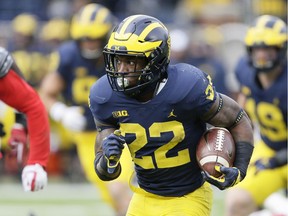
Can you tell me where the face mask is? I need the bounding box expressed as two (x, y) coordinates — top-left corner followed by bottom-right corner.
(81, 48), (102, 59)
(252, 57), (273, 69)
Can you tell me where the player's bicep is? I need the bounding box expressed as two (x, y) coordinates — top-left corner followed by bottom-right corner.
(39, 72), (64, 109)
(204, 94), (242, 128)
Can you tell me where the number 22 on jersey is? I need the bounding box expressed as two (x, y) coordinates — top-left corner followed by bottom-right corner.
(120, 121), (191, 169)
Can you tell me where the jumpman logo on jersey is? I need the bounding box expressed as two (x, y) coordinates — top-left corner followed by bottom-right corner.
(168, 109), (177, 118)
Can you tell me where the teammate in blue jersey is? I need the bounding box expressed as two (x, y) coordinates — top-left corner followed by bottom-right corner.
(225, 15), (287, 216)
(89, 15), (254, 215)
(39, 3), (133, 215)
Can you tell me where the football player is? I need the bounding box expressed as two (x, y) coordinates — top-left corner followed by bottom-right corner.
(89, 15), (254, 215)
(39, 3), (133, 215)
(7, 13), (49, 89)
(0, 47), (49, 192)
(225, 15), (287, 216)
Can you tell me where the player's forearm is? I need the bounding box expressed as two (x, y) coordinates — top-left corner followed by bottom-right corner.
(38, 72), (64, 112)
(229, 112), (254, 180)
(24, 94), (50, 167)
(208, 94), (254, 179)
(94, 127), (122, 181)
(229, 109), (254, 145)
(0, 71), (50, 166)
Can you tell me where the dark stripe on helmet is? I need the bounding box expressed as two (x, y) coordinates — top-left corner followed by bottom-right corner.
(90, 6), (101, 21)
(144, 27), (168, 42)
(90, 10), (97, 21)
(116, 15), (161, 36)
(265, 19), (277, 28)
(116, 15), (144, 35)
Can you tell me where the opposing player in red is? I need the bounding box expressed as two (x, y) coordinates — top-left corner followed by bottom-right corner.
(0, 47), (50, 192)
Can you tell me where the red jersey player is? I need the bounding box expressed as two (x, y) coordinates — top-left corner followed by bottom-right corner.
(0, 47), (50, 192)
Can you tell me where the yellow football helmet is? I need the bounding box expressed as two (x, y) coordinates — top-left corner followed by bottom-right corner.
(103, 15), (170, 96)
(245, 15), (287, 71)
(12, 13), (38, 36)
(41, 19), (70, 41)
(70, 3), (115, 40)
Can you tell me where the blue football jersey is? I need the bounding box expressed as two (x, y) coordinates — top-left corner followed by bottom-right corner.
(235, 57), (287, 151)
(89, 63), (217, 196)
(55, 41), (106, 130)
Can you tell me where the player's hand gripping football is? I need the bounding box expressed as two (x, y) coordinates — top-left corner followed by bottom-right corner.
(22, 163), (48, 192)
(102, 130), (125, 174)
(202, 165), (241, 190)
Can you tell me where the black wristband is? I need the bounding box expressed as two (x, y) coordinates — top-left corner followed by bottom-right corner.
(94, 151), (121, 181)
(234, 142), (254, 180)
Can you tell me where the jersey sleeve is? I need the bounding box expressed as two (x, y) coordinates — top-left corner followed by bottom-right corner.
(0, 70), (50, 167)
(175, 64), (216, 116)
(193, 71), (217, 116)
(89, 76), (117, 130)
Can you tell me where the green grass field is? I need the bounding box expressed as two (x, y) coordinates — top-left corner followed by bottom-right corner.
(0, 180), (225, 216)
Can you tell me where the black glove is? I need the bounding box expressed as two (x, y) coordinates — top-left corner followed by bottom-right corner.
(202, 165), (241, 190)
(102, 131), (125, 174)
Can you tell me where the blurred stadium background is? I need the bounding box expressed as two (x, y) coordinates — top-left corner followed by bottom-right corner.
(0, 0), (286, 216)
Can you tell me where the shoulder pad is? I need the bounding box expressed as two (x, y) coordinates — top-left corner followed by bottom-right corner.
(0, 47), (13, 78)
(90, 76), (113, 104)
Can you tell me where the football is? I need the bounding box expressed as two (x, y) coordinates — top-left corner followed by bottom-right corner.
(196, 127), (235, 178)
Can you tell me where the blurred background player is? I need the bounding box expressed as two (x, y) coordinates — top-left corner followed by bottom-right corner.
(40, 18), (70, 53)
(39, 3), (133, 215)
(225, 15), (287, 216)
(0, 47), (50, 192)
(6, 13), (49, 89)
(169, 27), (231, 97)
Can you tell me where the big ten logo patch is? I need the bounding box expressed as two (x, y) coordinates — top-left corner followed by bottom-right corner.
(112, 110), (129, 118)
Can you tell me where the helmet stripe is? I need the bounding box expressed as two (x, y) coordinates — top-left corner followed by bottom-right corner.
(256, 15), (270, 28)
(139, 22), (165, 41)
(80, 4), (99, 23)
(118, 15), (143, 36)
